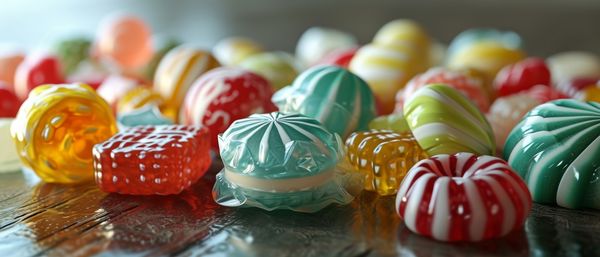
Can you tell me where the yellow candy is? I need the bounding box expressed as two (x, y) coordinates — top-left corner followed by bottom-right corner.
(577, 86), (600, 102)
(213, 37), (263, 66)
(11, 83), (117, 183)
(374, 19), (430, 50)
(116, 87), (165, 115)
(345, 130), (428, 196)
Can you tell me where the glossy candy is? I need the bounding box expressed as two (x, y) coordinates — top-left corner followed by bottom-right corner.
(486, 94), (540, 152)
(403, 84), (495, 156)
(213, 37), (263, 66)
(273, 65), (377, 138)
(0, 51), (24, 87)
(180, 67), (276, 151)
(396, 67), (489, 112)
(0, 119), (20, 173)
(93, 125), (211, 195)
(547, 51), (600, 84)
(239, 51), (299, 90)
(447, 28), (522, 61)
(117, 87), (164, 115)
(368, 113), (410, 133)
(213, 112), (354, 212)
(296, 27), (357, 67)
(95, 14), (153, 69)
(0, 82), (20, 117)
(504, 99), (600, 209)
(153, 46), (220, 120)
(14, 54), (65, 100)
(396, 152), (532, 242)
(373, 19), (431, 70)
(117, 105), (173, 129)
(524, 84), (568, 103)
(493, 58), (551, 97)
(315, 47), (357, 69)
(345, 130), (428, 196)
(11, 83), (117, 183)
(96, 75), (140, 112)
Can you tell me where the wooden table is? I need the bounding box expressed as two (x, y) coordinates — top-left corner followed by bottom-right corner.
(1, 161), (599, 257)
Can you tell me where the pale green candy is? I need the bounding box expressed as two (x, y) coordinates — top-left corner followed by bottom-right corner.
(504, 99), (600, 209)
(117, 105), (173, 129)
(239, 51), (299, 90)
(403, 84), (495, 156)
(368, 113), (410, 133)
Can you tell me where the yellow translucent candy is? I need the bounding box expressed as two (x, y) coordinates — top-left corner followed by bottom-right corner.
(11, 83), (117, 183)
(116, 87), (165, 115)
(345, 130), (428, 196)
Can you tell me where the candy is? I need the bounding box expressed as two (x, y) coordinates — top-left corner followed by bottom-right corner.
(239, 51), (299, 90)
(0, 119), (20, 173)
(116, 87), (164, 115)
(14, 54), (65, 100)
(556, 77), (599, 98)
(117, 105), (173, 129)
(575, 84), (600, 102)
(141, 38), (180, 81)
(180, 67), (276, 151)
(95, 14), (153, 69)
(447, 28), (522, 61)
(373, 19), (431, 51)
(493, 57), (551, 97)
(315, 47), (357, 69)
(0, 51), (24, 87)
(11, 83), (117, 183)
(368, 113), (410, 133)
(345, 130), (428, 196)
(66, 59), (110, 90)
(55, 37), (92, 75)
(524, 84), (568, 103)
(96, 75), (140, 112)
(213, 37), (263, 66)
(296, 27), (357, 67)
(504, 99), (600, 209)
(153, 46), (220, 120)
(93, 125), (211, 195)
(396, 152), (531, 242)
(547, 51), (600, 84)
(273, 65), (377, 138)
(349, 43), (418, 114)
(213, 112), (354, 212)
(486, 94), (540, 152)
(403, 84), (495, 156)
(396, 67), (489, 112)
(0, 82), (20, 117)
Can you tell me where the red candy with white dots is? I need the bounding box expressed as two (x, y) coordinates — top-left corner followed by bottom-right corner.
(14, 54), (64, 100)
(93, 125), (212, 195)
(493, 57), (551, 97)
(0, 82), (20, 117)
(395, 152), (532, 242)
(180, 67), (276, 151)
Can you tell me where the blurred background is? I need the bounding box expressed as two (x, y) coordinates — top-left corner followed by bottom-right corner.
(2, 0), (600, 56)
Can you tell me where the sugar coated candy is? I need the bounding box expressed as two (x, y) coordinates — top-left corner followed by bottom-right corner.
(403, 84), (495, 156)
(180, 67), (276, 151)
(273, 65), (377, 138)
(296, 27), (357, 67)
(486, 94), (540, 152)
(239, 51), (299, 90)
(94, 125), (211, 195)
(95, 13), (153, 69)
(504, 99), (600, 209)
(11, 83), (117, 183)
(396, 152), (531, 242)
(213, 112), (354, 213)
(368, 113), (410, 133)
(345, 130), (428, 196)
(14, 54), (65, 100)
(0, 119), (20, 173)
(213, 37), (263, 66)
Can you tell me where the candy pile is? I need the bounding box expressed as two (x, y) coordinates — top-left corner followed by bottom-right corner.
(3, 14), (600, 242)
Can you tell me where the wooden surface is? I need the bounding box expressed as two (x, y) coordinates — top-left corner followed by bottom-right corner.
(0, 161), (599, 257)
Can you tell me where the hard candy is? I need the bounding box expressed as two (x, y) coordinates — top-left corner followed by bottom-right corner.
(213, 37), (263, 66)
(0, 82), (20, 117)
(96, 75), (140, 112)
(315, 47), (357, 69)
(368, 113), (410, 133)
(116, 86), (164, 115)
(239, 51), (299, 90)
(95, 13), (153, 69)
(296, 27), (357, 67)
(547, 51), (600, 84)
(117, 105), (173, 129)
(447, 28), (522, 61)
(486, 94), (540, 152)
(55, 37), (92, 75)
(0, 51), (24, 87)
(14, 54), (65, 101)
(493, 57), (551, 97)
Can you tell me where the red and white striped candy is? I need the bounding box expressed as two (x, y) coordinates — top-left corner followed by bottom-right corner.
(395, 152), (531, 242)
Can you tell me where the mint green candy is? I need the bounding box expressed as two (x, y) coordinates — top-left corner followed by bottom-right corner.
(504, 99), (600, 209)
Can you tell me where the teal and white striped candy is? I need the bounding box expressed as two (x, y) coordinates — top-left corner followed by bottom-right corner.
(504, 99), (600, 209)
(403, 84), (495, 156)
(272, 65), (377, 138)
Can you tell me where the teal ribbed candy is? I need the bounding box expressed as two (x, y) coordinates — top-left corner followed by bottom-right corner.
(504, 99), (600, 209)
(213, 112), (354, 212)
(272, 65), (376, 138)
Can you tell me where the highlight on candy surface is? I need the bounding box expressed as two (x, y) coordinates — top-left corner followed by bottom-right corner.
(93, 125), (211, 195)
(11, 83), (117, 183)
(0, 118), (20, 173)
(95, 13), (153, 69)
(486, 94), (540, 152)
(213, 112), (354, 213)
(345, 130), (428, 196)
(493, 57), (551, 97)
(395, 152), (532, 242)
(403, 84), (495, 156)
(14, 54), (65, 101)
(116, 86), (164, 115)
(504, 99), (600, 209)
(239, 51), (299, 90)
(213, 37), (263, 66)
(295, 27), (357, 67)
(368, 113), (410, 133)
(273, 65), (377, 138)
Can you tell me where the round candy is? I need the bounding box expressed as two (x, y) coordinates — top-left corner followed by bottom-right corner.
(213, 37), (263, 66)
(272, 65), (377, 138)
(96, 75), (140, 112)
(373, 19), (431, 51)
(95, 14), (153, 69)
(153, 46), (220, 120)
(315, 47), (357, 69)
(213, 112), (353, 212)
(117, 86), (164, 115)
(396, 152), (532, 242)
(547, 51), (600, 84)
(524, 84), (568, 103)
(504, 99), (600, 209)
(447, 28), (522, 61)
(349, 43), (418, 114)
(403, 84), (495, 156)
(14, 54), (65, 101)
(345, 130), (428, 196)
(295, 27), (357, 67)
(239, 51), (299, 90)
(0, 51), (24, 87)
(180, 67), (276, 151)
(396, 67), (489, 112)
(0, 82), (20, 117)
(493, 57), (551, 97)
(576, 84), (600, 102)
(0, 118), (20, 173)
(11, 83), (117, 183)
(486, 94), (540, 152)
(55, 37), (92, 75)
(141, 38), (180, 81)
(368, 113), (410, 133)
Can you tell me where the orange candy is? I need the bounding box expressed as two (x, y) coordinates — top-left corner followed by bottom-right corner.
(96, 14), (153, 69)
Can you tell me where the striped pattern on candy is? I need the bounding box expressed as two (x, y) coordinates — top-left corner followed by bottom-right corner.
(504, 99), (600, 209)
(395, 152), (531, 242)
(486, 94), (540, 152)
(403, 84), (495, 156)
(272, 65), (376, 138)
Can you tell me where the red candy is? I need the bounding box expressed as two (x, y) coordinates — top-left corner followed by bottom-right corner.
(315, 47), (358, 68)
(93, 125), (212, 195)
(0, 82), (20, 117)
(525, 84), (568, 103)
(14, 54), (65, 100)
(493, 57), (551, 97)
(180, 67), (276, 151)
(556, 77), (599, 97)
